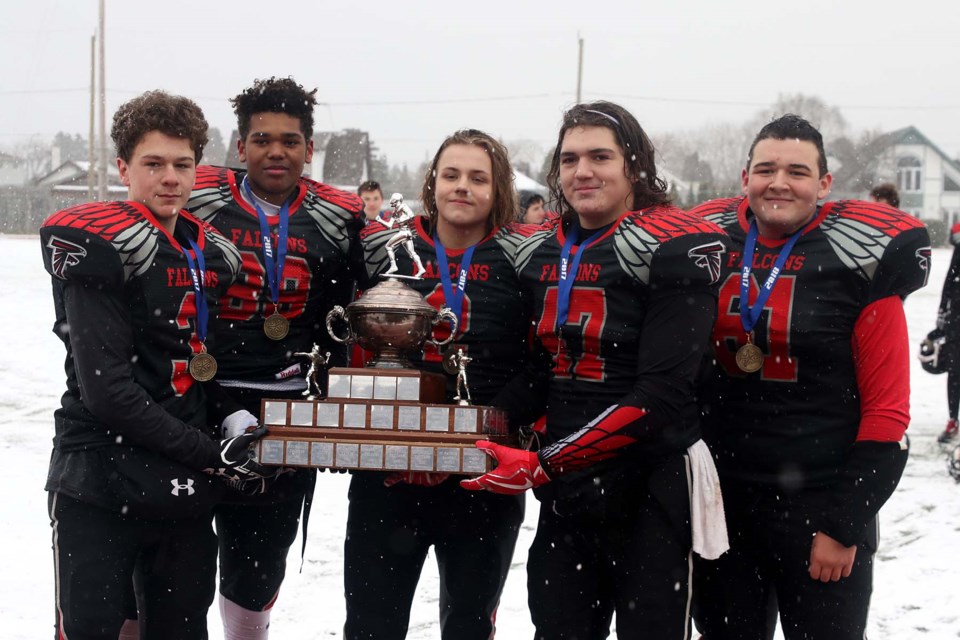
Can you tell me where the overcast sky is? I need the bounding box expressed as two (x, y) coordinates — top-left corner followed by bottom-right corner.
(2, 0), (958, 170)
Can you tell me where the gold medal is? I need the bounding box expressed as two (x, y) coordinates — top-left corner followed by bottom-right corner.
(264, 313), (289, 340)
(442, 348), (460, 375)
(189, 351), (218, 382)
(735, 341), (764, 373)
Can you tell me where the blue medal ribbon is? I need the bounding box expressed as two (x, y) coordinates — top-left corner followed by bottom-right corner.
(556, 222), (605, 333)
(179, 234), (209, 345)
(242, 177), (290, 312)
(739, 219), (804, 334)
(433, 232), (477, 330)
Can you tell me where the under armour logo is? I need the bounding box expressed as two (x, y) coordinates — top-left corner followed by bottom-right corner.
(170, 478), (195, 496)
(916, 246), (932, 287)
(688, 241), (726, 284)
(46, 235), (87, 279)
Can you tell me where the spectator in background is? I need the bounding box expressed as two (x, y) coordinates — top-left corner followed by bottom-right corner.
(869, 182), (900, 208)
(519, 192), (547, 224)
(936, 221), (960, 443)
(358, 180), (385, 224)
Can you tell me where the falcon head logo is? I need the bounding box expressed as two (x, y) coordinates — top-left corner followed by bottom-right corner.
(916, 246), (932, 287)
(46, 236), (87, 279)
(688, 240), (726, 284)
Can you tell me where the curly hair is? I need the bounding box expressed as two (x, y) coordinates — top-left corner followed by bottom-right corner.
(111, 91), (208, 163)
(420, 129), (518, 233)
(231, 76), (318, 140)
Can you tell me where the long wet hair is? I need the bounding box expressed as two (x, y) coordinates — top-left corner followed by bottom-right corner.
(420, 129), (518, 233)
(546, 100), (670, 218)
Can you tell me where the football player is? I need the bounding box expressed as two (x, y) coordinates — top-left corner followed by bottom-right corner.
(462, 102), (729, 640)
(690, 114), (930, 639)
(186, 77), (364, 639)
(41, 91), (268, 640)
(343, 130), (530, 640)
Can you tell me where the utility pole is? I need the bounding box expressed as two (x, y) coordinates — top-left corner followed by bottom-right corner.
(576, 35), (584, 105)
(88, 34), (95, 200)
(97, 0), (107, 201)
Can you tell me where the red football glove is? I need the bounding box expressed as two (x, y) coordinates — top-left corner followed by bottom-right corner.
(383, 472), (450, 487)
(459, 441), (550, 495)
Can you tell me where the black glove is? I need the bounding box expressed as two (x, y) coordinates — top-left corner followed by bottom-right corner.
(215, 425), (269, 482)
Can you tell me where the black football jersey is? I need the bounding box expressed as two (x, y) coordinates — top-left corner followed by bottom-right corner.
(187, 166), (364, 384)
(938, 222), (960, 336)
(693, 197), (931, 488)
(360, 216), (530, 405)
(40, 201), (242, 502)
(508, 206), (727, 475)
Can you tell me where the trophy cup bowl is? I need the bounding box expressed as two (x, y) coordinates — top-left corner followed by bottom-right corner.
(326, 277), (457, 368)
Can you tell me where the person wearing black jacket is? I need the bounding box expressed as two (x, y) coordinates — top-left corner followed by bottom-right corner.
(40, 91), (268, 640)
(937, 222), (960, 443)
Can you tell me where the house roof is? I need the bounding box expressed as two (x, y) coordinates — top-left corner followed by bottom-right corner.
(870, 126), (960, 175)
(34, 160), (121, 187)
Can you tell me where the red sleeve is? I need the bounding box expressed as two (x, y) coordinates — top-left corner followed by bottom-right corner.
(852, 295), (909, 443)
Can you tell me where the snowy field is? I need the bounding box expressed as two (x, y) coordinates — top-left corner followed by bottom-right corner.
(1, 233), (958, 639)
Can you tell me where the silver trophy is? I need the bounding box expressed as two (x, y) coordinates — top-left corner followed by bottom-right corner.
(326, 278), (457, 369)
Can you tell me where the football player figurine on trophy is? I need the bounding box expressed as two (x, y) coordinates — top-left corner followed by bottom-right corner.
(447, 348), (473, 406)
(380, 192), (427, 278)
(294, 344), (330, 399)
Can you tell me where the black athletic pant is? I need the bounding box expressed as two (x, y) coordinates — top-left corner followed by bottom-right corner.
(692, 480), (876, 640)
(527, 454), (693, 640)
(50, 491), (217, 640)
(343, 472), (524, 640)
(215, 386), (315, 610)
(948, 367), (960, 419)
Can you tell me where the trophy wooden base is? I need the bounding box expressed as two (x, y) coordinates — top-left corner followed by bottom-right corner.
(257, 366), (508, 474)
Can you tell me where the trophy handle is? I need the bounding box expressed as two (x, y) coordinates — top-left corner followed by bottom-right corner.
(325, 306), (354, 344)
(426, 307), (458, 348)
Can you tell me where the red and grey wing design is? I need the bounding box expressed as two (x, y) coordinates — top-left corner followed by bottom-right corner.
(820, 201), (922, 281)
(822, 200), (931, 299)
(299, 183), (364, 257)
(360, 221), (397, 281)
(187, 166), (234, 222)
(495, 221), (546, 264)
(41, 201), (159, 282)
(513, 227), (557, 275)
(300, 177), (365, 217)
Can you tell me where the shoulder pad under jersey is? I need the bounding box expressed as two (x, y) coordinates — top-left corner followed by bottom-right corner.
(360, 220), (396, 281)
(820, 200), (931, 300)
(40, 201), (162, 286)
(187, 165), (233, 221)
(296, 177), (364, 256)
(614, 205), (727, 287)
(689, 196), (743, 230)
(513, 218), (560, 275)
(495, 221), (544, 264)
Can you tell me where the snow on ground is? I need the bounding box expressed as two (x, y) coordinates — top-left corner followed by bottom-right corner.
(1, 234), (957, 639)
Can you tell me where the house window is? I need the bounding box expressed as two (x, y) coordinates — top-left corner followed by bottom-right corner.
(897, 156), (922, 192)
